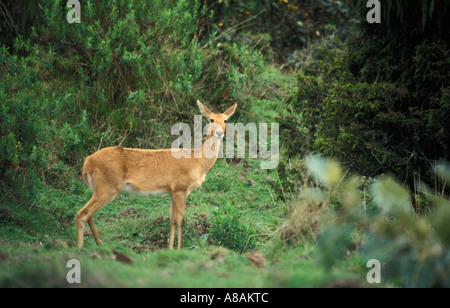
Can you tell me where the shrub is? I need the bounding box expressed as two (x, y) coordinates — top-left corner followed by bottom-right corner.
(0, 46), (55, 198)
(343, 0), (450, 192)
(301, 156), (450, 287)
(38, 0), (206, 132)
(281, 42), (449, 198)
(278, 156), (350, 247)
(0, 43), (97, 198)
(209, 203), (257, 253)
(279, 0), (449, 208)
(281, 65), (400, 178)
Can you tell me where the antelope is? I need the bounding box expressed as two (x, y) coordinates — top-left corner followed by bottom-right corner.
(76, 100), (237, 249)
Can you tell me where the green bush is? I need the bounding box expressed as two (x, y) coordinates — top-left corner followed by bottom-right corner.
(0, 43), (97, 197)
(38, 0), (206, 131)
(209, 203), (257, 253)
(0, 46), (55, 198)
(283, 69), (401, 173)
(343, 0), (450, 191)
(301, 156), (450, 287)
(281, 37), (449, 197)
(279, 0), (449, 206)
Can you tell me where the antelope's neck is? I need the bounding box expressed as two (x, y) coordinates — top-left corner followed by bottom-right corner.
(199, 134), (221, 174)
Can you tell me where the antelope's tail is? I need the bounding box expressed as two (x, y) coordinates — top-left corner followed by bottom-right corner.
(82, 158), (93, 190)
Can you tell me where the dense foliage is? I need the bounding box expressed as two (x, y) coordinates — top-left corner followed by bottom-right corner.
(203, 0), (353, 60)
(304, 157), (450, 287)
(281, 0), (450, 197)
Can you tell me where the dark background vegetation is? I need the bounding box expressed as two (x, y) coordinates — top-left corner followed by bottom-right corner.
(0, 0), (449, 287)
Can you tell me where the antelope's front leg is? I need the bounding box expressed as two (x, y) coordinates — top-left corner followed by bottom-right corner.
(169, 192), (187, 250)
(168, 194), (175, 250)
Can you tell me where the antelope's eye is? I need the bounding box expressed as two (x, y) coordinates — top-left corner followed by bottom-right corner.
(210, 119), (215, 123)
(224, 119), (227, 123)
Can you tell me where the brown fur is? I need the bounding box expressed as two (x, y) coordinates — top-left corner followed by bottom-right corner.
(76, 100), (237, 249)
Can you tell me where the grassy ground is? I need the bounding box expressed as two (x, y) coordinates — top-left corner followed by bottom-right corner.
(0, 156), (369, 288)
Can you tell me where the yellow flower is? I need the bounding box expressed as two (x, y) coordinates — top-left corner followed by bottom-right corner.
(218, 22), (223, 27)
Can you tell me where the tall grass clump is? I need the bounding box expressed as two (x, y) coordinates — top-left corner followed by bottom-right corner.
(278, 159), (329, 246)
(209, 203), (258, 253)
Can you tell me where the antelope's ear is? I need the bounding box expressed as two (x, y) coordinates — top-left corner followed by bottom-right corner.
(223, 103), (237, 119)
(197, 100), (213, 118)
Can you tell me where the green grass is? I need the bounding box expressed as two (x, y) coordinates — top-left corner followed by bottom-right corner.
(0, 157), (370, 288)
(0, 242), (363, 288)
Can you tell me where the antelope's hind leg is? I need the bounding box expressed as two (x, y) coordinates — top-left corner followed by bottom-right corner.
(88, 216), (103, 246)
(77, 191), (120, 248)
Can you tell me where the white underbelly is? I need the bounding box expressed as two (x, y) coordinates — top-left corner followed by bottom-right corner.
(122, 183), (168, 197)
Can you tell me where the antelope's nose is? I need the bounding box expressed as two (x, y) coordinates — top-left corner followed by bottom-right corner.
(216, 131), (223, 138)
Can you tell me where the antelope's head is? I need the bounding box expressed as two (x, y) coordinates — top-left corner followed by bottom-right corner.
(197, 100), (237, 140)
